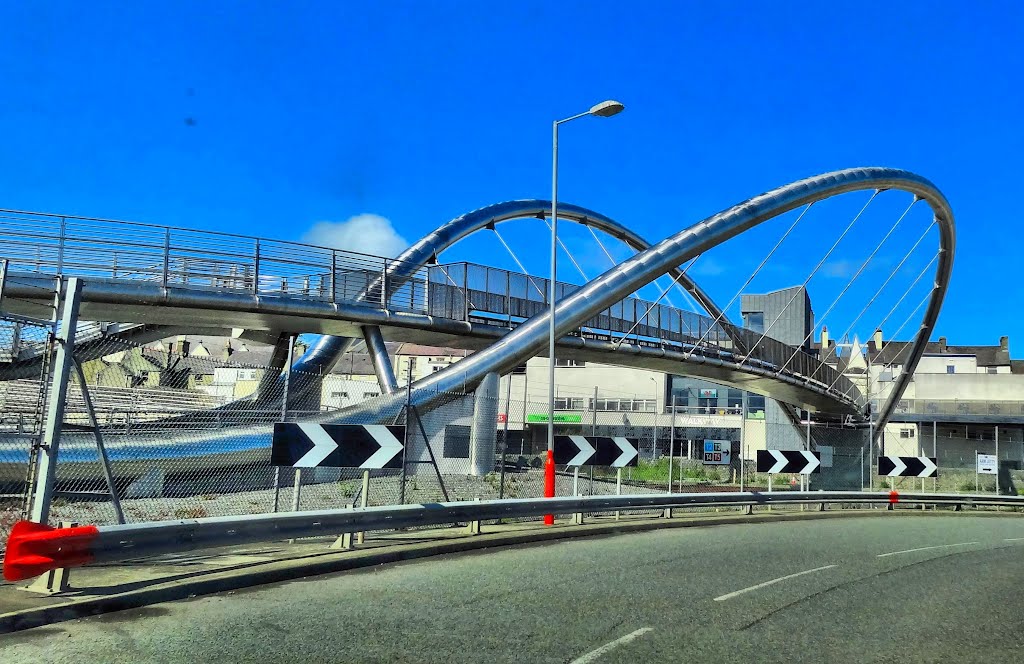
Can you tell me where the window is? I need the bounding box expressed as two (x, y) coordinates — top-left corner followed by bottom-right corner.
(331, 391), (349, 399)
(946, 365), (955, 374)
(744, 312), (765, 334)
(363, 392), (379, 399)
(554, 359), (585, 367)
(727, 389), (743, 412)
(432, 365), (443, 372)
(590, 398), (655, 412)
(987, 367), (998, 374)
(553, 397), (585, 410)
(899, 429), (915, 439)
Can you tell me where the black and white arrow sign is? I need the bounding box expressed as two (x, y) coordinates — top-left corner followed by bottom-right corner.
(592, 437), (640, 468)
(879, 456), (937, 478)
(756, 450), (821, 474)
(271, 423), (404, 469)
(553, 435), (597, 466)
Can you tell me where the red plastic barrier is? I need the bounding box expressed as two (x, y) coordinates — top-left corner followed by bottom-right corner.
(889, 490), (900, 504)
(2, 520), (99, 582)
(543, 449), (555, 526)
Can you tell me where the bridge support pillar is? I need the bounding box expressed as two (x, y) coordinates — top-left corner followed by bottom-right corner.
(469, 372), (499, 477)
(362, 325), (398, 395)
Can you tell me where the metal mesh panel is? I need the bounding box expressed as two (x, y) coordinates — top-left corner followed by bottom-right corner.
(0, 310), (54, 545)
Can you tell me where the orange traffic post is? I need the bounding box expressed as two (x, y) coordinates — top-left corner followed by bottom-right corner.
(543, 449), (555, 525)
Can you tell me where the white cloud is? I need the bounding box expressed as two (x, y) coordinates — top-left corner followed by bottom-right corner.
(302, 214), (409, 258)
(689, 257), (726, 277)
(821, 259), (857, 279)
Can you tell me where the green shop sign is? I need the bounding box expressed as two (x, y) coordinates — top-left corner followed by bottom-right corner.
(526, 414), (583, 423)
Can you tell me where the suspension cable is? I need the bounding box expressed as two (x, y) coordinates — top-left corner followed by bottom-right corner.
(683, 202), (814, 361)
(540, 217), (590, 284)
(492, 227), (547, 300)
(738, 190), (880, 367)
(586, 224), (702, 313)
(826, 283), (935, 393)
(873, 253), (938, 335)
(776, 197), (918, 375)
(831, 219), (936, 349)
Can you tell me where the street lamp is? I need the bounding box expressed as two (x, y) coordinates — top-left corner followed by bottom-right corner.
(545, 100), (625, 524)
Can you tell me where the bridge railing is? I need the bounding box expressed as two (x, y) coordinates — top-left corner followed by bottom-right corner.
(0, 209), (430, 314)
(430, 262), (864, 406)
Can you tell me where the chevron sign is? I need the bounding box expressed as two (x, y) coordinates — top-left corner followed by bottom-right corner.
(271, 423), (404, 469)
(756, 450), (821, 475)
(879, 456), (938, 478)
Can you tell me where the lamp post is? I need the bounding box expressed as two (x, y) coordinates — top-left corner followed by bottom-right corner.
(544, 100), (624, 525)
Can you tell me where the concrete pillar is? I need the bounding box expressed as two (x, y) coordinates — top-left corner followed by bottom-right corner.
(469, 372), (499, 476)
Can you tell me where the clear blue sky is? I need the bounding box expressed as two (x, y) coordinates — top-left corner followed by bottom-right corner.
(1, 2), (1020, 350)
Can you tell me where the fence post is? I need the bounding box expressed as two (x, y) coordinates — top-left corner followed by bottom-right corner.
(381, 259), (388, 309)
(29, 278), (81, 524)
(273, 335), (296, 513)
(162, 228), (170, 287)
(463, 264), (469, 321)
(56, 218), (66, 275)
(330, 251), (337, 303)
(253, 239), (261, 294)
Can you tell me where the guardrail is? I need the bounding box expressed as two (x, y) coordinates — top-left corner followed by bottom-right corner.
(5, 490), (1023, 582)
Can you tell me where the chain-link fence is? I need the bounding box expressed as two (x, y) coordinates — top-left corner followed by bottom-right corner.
(5, 315), (1024, 551)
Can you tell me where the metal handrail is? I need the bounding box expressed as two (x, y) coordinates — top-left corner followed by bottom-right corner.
(5, 490), (1021, 581)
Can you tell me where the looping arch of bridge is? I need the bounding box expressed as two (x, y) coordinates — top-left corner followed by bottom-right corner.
(304, 166), (954, 432)
(0, 166), (954, 437)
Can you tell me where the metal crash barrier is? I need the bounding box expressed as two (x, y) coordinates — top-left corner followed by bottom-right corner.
(6, 490), (1024, 582)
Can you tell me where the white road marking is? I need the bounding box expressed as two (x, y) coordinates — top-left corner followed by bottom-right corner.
(876, 542), (980, 558)
(1004, 537), (1024, 542)
(570, 627), (654, 664)
(713, 565), (837, 602)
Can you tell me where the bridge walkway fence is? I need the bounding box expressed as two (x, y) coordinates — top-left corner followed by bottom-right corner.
(427, 262), (863, 407)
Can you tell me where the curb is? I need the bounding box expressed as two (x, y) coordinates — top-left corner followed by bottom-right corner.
(0, 508), (996, 633)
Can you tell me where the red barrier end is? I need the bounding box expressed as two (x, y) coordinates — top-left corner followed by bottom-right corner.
(3, 520), (99, 581)
(543, 449), (555, 526)
(889, 490), (900, 504)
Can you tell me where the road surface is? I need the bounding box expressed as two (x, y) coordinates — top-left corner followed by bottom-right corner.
(3, 515), (1024, 662)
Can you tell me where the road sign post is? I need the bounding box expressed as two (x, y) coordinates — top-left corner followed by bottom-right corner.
(356, 469), (370, 544)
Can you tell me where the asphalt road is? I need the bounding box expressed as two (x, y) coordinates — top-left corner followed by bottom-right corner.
(3, 514), (1024, 663)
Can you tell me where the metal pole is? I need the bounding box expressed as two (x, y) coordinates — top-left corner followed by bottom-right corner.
(868, 414), (875, 492)
(804, 414), (811, 493)
(739, 392), (746, 493)
(356, 469), (370, 544)
(273, 334), (296, 513)
(400, 361), (413, 504)
(860, 444), (865, 491)
(545, 119), (559, 525)
(498, 372), (512, 500)
(71, 359), (125, 524)
(933, 420), (937, 493)
(975, 450), (979, 493)
(29, 277), (81, 524)
(615, 467), (622, 521)
(652, 381), (659, 461)
(522, 369), (528, 456)
(669, 393), (676, 493)
(995, 425), (1000, 495)
(590, 385), (597, 497)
